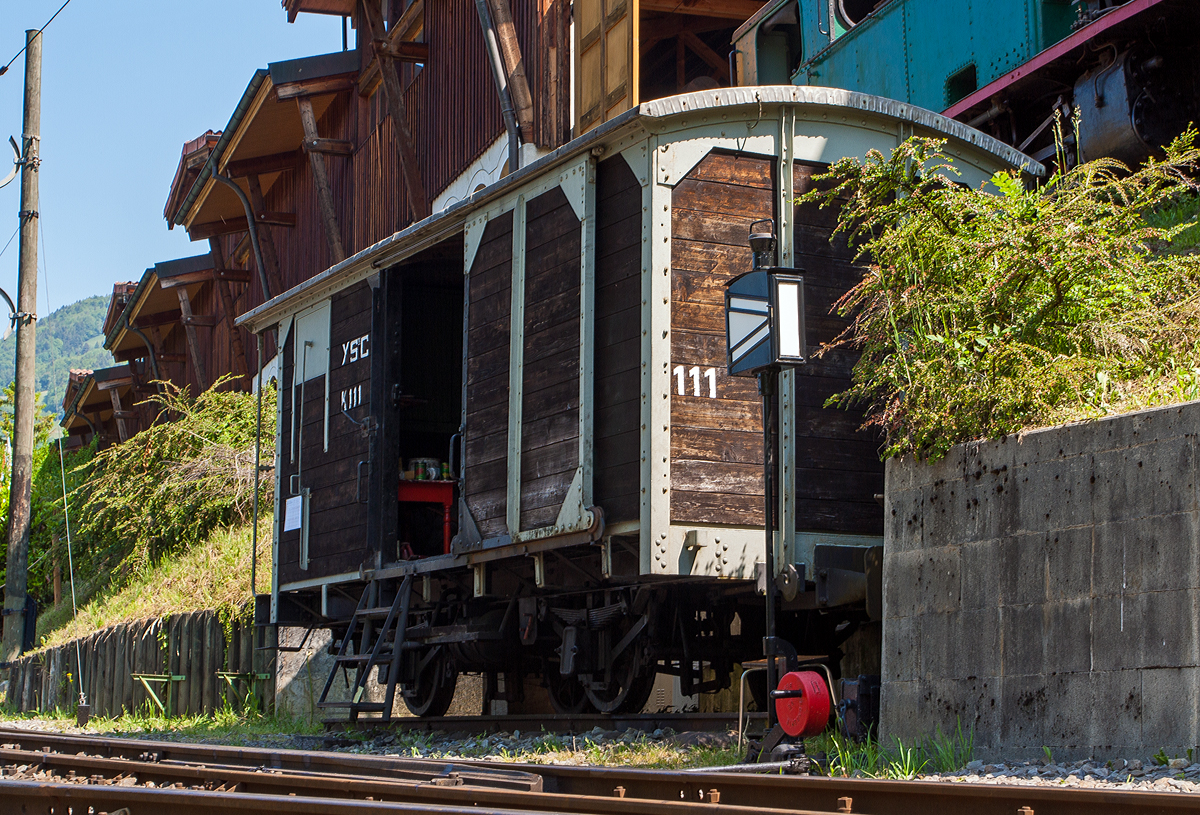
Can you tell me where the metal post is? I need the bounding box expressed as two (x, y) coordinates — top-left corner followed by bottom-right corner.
(760, 368), (779, 729)
(3, 29), (41, 661)
(251, 333), (263, 600)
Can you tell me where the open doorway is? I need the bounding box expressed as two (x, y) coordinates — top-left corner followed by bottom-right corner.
(378, 238), (465, 562)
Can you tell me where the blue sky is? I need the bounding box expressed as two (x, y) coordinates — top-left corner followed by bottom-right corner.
(0, 1), (345, 318)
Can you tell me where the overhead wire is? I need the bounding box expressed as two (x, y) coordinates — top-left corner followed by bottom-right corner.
(0, 0), (74, 77)
(56, 438), (85, 708)
(41, 212), (85, 707)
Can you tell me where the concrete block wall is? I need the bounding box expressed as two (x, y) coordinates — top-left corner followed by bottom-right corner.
(882, 400), (1200, 759)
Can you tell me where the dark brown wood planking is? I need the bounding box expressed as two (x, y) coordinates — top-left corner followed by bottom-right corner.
(668, 152), (884, 535)
(464, 213), (515, 539)
(521, 186), (582, 531)
(593, 155), (643, 525)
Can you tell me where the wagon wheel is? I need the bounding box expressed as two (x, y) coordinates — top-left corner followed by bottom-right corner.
(585, 616), (652, 714)
(404, 646), (458, 717)
(545, 667), (594, 714)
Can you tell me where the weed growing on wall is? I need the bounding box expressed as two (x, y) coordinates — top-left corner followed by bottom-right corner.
(802, 130), (1200, 460)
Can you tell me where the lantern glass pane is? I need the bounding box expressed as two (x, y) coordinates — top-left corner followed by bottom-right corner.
(776, 279), (802, 359)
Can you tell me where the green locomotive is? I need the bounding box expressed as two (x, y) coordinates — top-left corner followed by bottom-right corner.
(734, 0), (1199, 167)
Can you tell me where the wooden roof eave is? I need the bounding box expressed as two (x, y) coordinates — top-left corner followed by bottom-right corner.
(178, 54), (358, 238)
(180, 73), (275, 234)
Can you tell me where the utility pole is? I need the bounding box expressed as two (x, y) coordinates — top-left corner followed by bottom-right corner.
(3, 29), (41, 661)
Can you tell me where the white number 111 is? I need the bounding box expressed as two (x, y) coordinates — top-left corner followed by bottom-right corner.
(674, 365), (717, 398)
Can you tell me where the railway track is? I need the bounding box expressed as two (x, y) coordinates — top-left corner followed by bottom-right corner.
(0, 728), (1197, 814)
(323, 711), (766, 735)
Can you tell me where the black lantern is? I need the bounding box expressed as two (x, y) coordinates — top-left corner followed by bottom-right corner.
(725, 220), (806, 376)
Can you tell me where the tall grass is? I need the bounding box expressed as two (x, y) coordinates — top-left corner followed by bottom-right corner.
(36, 517), (271, 649)
(818, 721), (975, 779)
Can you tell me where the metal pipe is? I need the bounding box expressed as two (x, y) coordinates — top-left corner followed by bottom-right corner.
(759, 370), (779, 730)
(967, 102), (1007, 130)
(251, 332), (263, 601)
(473, 0), (521, 173)
(128, 325), (160, 381)
(77, 412), (98, 440)
(209, 165), (274, 302)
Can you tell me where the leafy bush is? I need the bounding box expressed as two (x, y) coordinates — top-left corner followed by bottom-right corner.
(73, 377), (275, 581)
(802, 130), (1200, 460)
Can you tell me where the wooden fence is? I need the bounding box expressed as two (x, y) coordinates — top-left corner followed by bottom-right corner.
(4, 610), (274, 718)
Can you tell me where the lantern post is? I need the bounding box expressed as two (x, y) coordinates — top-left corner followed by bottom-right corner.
(725, 219), (806, 731)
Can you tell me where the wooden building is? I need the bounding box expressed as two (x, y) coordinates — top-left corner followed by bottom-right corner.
(65, 0), (775, 447)
(60, 365), (146, 449)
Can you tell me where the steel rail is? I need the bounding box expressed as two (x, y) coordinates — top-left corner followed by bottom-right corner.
(0, 746), (774, 815)
(1, 729), (1198, 815)
(326, 711), (765, 734)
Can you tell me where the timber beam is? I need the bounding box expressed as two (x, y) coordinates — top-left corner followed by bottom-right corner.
(157, 268), (252, 290)
(95, 377), (134, 392)
(187, 212), (296, 241)
(361, 0), (430, 220)
(486, 0), (534, 141)
(640, 0), (765, 19)
(296, 96), (348, 263)
(175, 287), (210, 392)
(108, 390), (129, 442)
(225, 150), (301, 179)
(275, 74), (357, 100)
(181, 315), (219, 328)
(378, 41), (429, 62)
(130, 310), (183, 330)
(245, 176), (286, 300)
(302, 138), (354, 156)
(680, 31), (730, 80)
(211, 237), (250, 384)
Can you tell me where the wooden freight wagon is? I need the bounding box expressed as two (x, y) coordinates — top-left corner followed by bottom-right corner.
(238, 87), (1037, 718)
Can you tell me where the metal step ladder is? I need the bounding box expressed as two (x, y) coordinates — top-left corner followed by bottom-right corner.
(316, 574), (412, 721)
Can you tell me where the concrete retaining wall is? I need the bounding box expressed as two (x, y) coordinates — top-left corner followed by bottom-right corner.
(883, 400), (1200, 759)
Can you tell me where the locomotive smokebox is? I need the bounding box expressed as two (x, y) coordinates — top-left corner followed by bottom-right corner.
(1075, 50), (1193, 165)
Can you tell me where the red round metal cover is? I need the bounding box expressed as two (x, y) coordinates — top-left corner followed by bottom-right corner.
(776, 670), (831, 738)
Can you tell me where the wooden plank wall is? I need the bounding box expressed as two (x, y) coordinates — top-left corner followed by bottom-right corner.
(463, 213), (515, 538)
(670, 151), (773, 525)
(789, 162), (884, 535)
(276, 282), (375, 586)
(668, 150), (883, 535)
(4, 611), (272, 718)
(520, 187), (582, 531)
(593, 155), (643, 525)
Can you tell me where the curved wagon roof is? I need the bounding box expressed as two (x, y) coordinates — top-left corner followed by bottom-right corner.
(237, 86), (1042, 334)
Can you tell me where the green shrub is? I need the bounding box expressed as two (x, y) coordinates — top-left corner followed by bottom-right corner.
(73, 377), (275, 581)
(802, 129), (1200, 460)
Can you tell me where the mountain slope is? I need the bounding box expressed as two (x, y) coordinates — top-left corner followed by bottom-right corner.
(0, 295), (115, 413)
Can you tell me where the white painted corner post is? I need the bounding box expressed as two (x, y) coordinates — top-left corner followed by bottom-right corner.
(642, 136), (673, 576)
(777, 105), (797, 570)
(506, 195), (528, 538)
